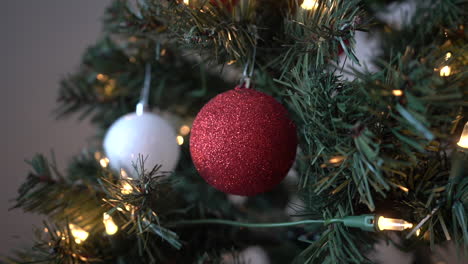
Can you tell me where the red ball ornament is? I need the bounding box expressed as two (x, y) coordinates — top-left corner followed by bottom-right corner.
(190, 86), (297, 196)
(209, 0), (239, 11)
(338, 39), (351, 56)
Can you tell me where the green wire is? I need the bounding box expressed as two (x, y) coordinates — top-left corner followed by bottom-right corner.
(172, 218), (343, 228)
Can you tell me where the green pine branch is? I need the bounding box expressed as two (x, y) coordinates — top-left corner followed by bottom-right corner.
(12, 155), (107, 232)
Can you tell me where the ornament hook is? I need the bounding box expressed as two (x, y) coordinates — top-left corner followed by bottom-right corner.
(240, 45), (257, 88)
(136, 63), (152, 115)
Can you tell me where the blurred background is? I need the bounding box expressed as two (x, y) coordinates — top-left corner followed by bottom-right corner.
(0, 0), (110, 256)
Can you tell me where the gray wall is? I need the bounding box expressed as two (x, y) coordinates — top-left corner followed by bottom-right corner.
(0, 0), (110, 255)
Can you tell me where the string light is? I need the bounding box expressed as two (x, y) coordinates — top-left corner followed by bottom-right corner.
(96, 74), (109, 82)
(440, 66), (451, 77)
(301, 0), (318, 10)
(72, 254), (89, 262)
(392, 89), (403, 96)
(328, 156), (345, 164)
(183, 0), (189, 5)
(120, 168), (130, 179)
(181, 214), (413, 233)
(100, 157), (110, 168)
(177, 136), (184, 145)
(104, 79), (116, 96)
(125, 204), (133, 212)
(457, 122), (468, 148)
(103, 213), (119, 235)
(94, 151), (103, 160)
(445, 52), (452, 60)
(396, 185), (409, 193)
(121, 182), (133, 195)
(69, 224), (89, 244)
(377, 216), (413, 231)
(179, 125), (191, 136)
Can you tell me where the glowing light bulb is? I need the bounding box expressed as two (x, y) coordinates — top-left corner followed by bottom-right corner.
(96, 74), (109, 82)
(457, 122), (468, 148)
(301, 0), (318, 10)
(177, 136), (184, 145)
(377, 216), (413, 231)
(103, 213), (119, 235)
(94, 151), (103, 160)
(125, 204), (133, 212)
(69, 224), (89, 244)
(445, 52), (452, 60)
(396, 185), (409, 193)
(416, 229), (421, 236)
(179, 125), (191, 136)
(392, 89), (403, 96)
(104, 79), (116, 96)
(100, 157), (110, 168)
(440, 66), (451, 77)
(121, 182), (133, 195)
(120, 168), (131, 179)
(183, 0), (189, 5)
(329, 156), (345, 164)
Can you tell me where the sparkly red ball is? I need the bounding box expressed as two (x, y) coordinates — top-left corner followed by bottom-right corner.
(190, 86), (297, 196)
(209, 0), (239, 10)
(210, 0), (238, 4)
(338, 39), (351, 56)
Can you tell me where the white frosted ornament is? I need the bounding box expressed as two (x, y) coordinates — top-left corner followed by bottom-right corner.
(103, 64), (180, 177)
(222, 246), (270, 264)
(103, 111), (180, 177)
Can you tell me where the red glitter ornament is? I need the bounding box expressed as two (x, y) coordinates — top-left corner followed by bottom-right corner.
(190, 86), (297, 196)
(338, 39), (351, 56)
(209, 0), (239, 11)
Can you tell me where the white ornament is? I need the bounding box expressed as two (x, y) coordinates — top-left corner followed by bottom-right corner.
(103, 111), (180, 177)
(222, 246), (270, 264)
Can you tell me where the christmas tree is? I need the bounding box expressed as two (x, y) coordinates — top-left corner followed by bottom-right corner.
(6, 0), (468, 263)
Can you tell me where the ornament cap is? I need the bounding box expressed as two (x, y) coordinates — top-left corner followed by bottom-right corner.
(136, 102), (150, 116)
(239, 46), (256, 89)
(234, 83), (251, 90)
